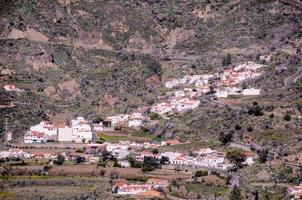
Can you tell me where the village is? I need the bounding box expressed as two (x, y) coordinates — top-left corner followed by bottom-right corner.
(3, 61), (263, 145)
(0, 138), (257, 197)
(2, 60), (302, 199)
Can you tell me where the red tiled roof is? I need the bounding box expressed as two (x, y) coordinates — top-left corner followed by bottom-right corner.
(30, 131), (44, 137)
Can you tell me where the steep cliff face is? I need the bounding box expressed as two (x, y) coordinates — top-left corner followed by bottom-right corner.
(0, 0), (301, 139)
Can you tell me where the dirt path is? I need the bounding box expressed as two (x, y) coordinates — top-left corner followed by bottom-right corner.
(284, 67), (302, 89)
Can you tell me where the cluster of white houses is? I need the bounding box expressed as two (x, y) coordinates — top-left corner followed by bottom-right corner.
(164, 61), (264, 100)
(3, 84), (24, 92)
(136, 148), (255, 170)
(0, 148), (31, 159)
(24, 117), (100, 143)
(150, 97), (200, 116)
(105, 112), (148, 128)
(112, 178), (168, 196)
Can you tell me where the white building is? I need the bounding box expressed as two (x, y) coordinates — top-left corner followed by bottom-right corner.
(234, 62), (264, 71)
(128, 118), (144, 128)
(151, 102), (173, 115)
(170, 156), (187, 165)
(93, 122), (103, 132)
(215, 89), (228, 98)
(165, 79), (179, 88)
(30, 121), (58, 137)
(128, 112), (146, 128)
(118, 160), (131, 167)
(24, 131), (44, 143)
(193, 148), (217, 156)
(70, 117), (93, 143)
(160, 152), (182, 162)
(174, 90), (186, 98)
(112, 148), (129, 160)
(105, 114), (130, 127)
(112, 182), (151, 195)
(171, 98), (200, 112)
(242, 88), (261, 96)
(226, 87), (242, 95)
(3, 84), (24, 92)
(58, 126), (73, 142)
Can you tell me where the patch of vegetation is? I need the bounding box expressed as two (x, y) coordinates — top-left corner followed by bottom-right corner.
(99, 134), (127, 143)
(131, 129), (152, 138)
(195, 170), (208, 177)
(148, 112), (161, 120)
(0, 191), (12, 198)
(186, 183), (228, 196)
(262, 132), (288, 143)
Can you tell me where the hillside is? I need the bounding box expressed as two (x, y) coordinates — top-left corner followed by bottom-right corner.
(0, 0), (301, 142)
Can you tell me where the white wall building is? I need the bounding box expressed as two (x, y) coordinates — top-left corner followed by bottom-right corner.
(112, 148), (129, 160)
(242, 88), (261, 96)
(165, 79), (179, 88)
(30, 121), (58, 137)
(4, 84), (24, 92)
(234, 62), (264, 71)
(93, 122), (103, 132)
(215, 89), (228, 98)
(58, 126), (73, 142)
(70, 117), (93, 143)
(24, 131), (44, 143)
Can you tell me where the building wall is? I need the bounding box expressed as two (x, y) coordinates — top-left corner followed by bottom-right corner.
(58, 127), (73, 142)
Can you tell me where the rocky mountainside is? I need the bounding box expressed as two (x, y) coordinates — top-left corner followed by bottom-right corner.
(0, 0), (301, 142)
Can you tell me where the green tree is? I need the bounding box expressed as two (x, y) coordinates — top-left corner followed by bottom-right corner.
(160, 156), (169, 164)
(226, 151), (246, 168)
(76, 156), (85, 164)
(219, 132), (233, 145)
(152, 149), (159, 154)
(229, 186), (242, 200)
(195, 170), (208, 177)
(258, 149), (268, 163)
(54, 153), (65, 165)
(223, 53), (232, 66)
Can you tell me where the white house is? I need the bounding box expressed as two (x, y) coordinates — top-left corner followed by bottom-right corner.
(151, 102), (173, 115)
(215, 89), (228, 98)
(128, 119), (144, 127)
(193, 148), (217, 156)
(70, 117), (93, 143)
(112, 148), (129, 160)
(24, 131), (44, 143)
(170, 156), (187, 165)
(93, 122), (103, 132)
(118, 160), (131, 167)
(165, 79), (179, 88)
(4, 84), (24, 92)
(160, 152), (182, 162)
(112, 182), (151, 195)
(30, 121), (58, 137)
(226, 87), (242, 95)
(105, 114), (130, 127)
(128, 112), (146, 128)
(242, 88), (261, 96)
(234, 62), (264, 71)
(174, 90), (186, 98)
(243, 151), (255, 165)
(58, 126), (73, 142)
(171, 98), (200, 112)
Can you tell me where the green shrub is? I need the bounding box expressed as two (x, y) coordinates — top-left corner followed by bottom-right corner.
(195, 170), (208, 177)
